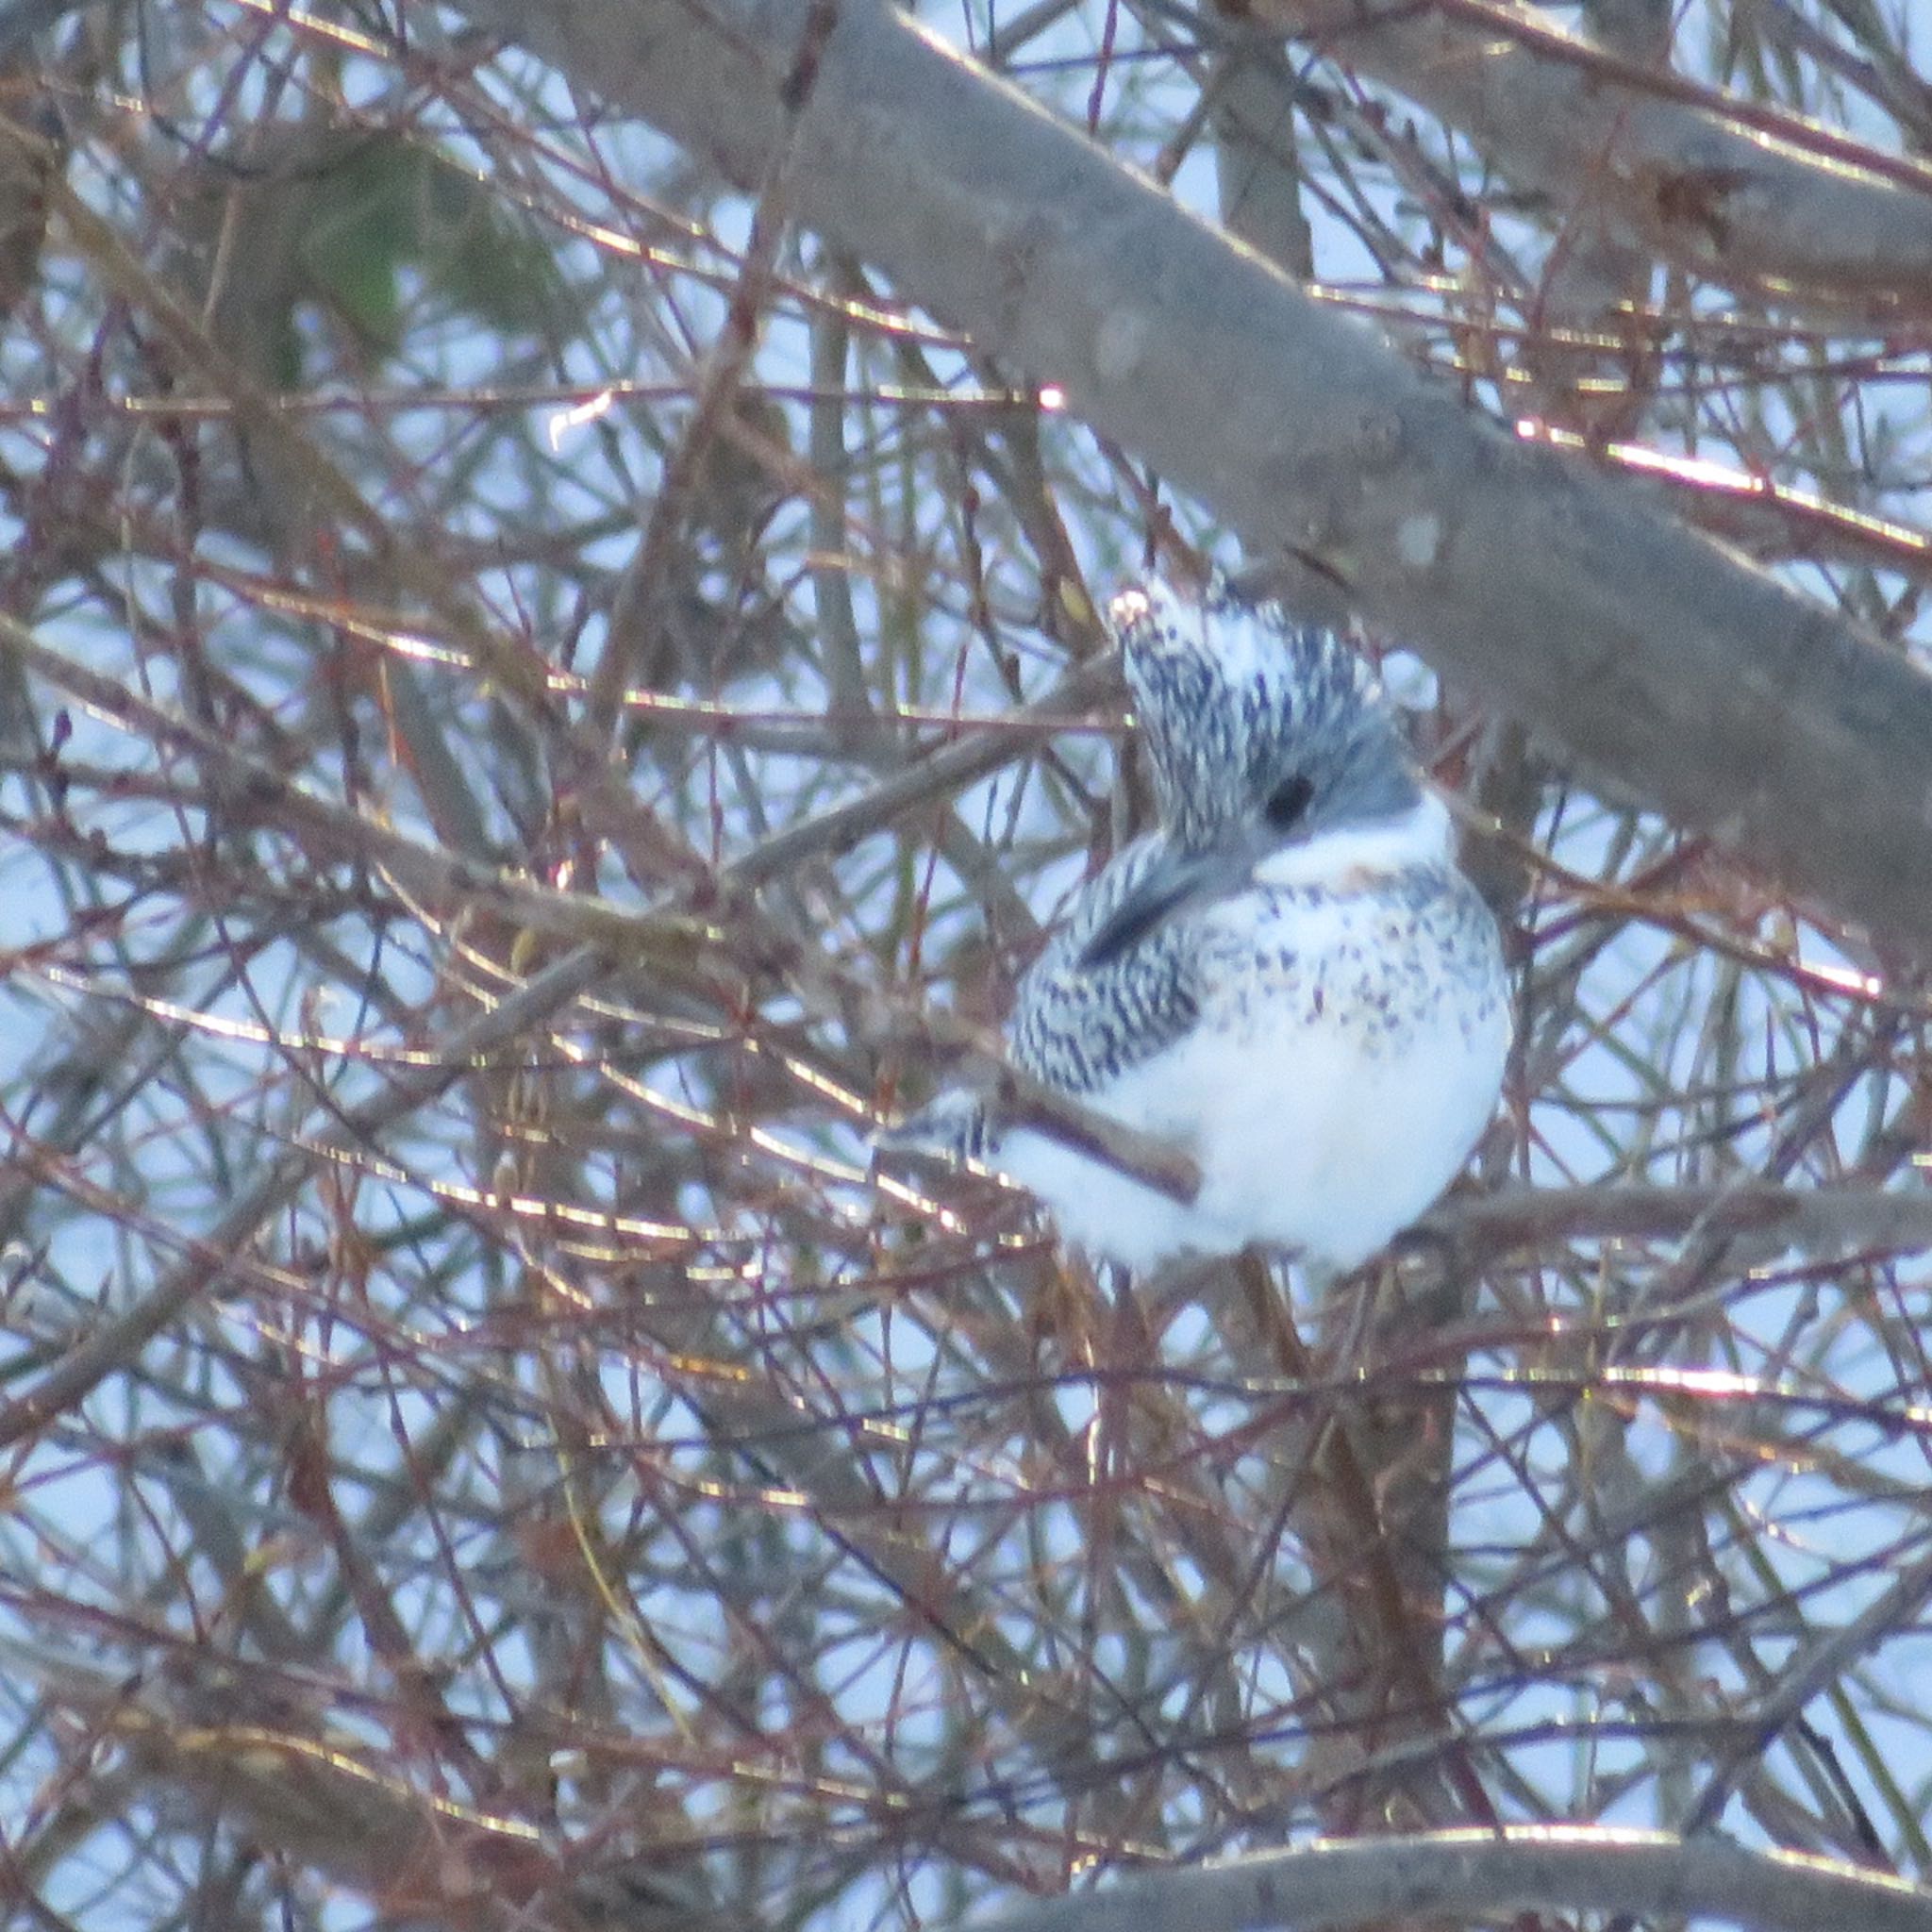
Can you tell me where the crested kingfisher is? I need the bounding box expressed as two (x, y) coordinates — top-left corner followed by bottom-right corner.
(883, 576), (1510, 1275)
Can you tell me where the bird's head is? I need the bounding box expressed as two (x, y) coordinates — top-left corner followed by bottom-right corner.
(1110, 575), (1419, 847)
(1083, 576), (1447, 968)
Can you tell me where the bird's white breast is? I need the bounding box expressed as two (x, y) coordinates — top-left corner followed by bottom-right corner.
(994, 874), (1509, 1274)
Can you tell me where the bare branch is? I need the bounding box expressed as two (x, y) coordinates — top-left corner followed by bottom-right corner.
(968, 1825), (1932, 1932)
(444, 0), (1932, 958)
(0, 941), (613, 1454)
(1420, 1181), (1932, 1260)
(1255, 0), (1932, 314)
(8, 5), (1932, 1922)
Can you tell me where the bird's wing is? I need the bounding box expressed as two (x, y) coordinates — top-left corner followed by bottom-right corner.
(1008, 836), (1206, 1096)
(1075, 843), (1256, 970)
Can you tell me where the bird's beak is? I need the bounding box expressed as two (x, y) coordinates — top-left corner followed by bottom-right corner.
(1076, 847), (1254, 970)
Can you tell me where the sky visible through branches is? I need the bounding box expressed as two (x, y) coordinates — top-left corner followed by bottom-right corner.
(1, 2), (1931, 1929)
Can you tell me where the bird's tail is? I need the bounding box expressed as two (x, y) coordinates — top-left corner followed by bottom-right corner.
(870, 1089), (989, 1168)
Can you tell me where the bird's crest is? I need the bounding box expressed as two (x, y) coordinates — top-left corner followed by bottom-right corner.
(1106, 575), (1394, 851)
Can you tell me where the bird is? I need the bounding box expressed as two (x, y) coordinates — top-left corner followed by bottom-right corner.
(881, 575), (1511, 1276)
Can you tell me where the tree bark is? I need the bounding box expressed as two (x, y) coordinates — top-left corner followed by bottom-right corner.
(445, 0), (1932, 958)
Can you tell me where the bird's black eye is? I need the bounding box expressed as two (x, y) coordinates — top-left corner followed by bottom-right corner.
(1263, 773), (1313, 831)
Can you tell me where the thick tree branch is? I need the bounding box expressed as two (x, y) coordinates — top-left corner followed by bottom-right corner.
(968, 1825), (1932, 1932)
(1253, 0), (1932, 315)
(1418, 1181), (1932, 1259)
(445, 0), (1932, 958)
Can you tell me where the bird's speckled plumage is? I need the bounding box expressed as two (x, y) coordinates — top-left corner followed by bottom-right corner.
(1008, 832), (1201, 1096)
(885, 576), (1510, 1274)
